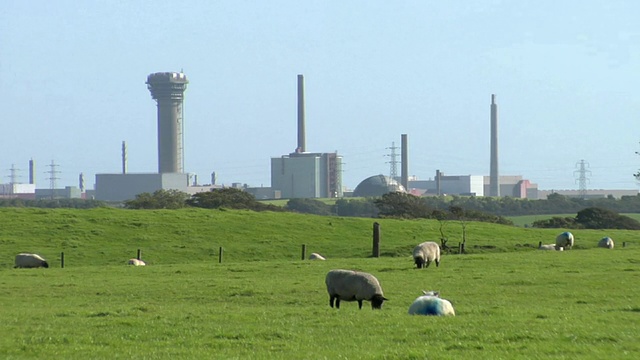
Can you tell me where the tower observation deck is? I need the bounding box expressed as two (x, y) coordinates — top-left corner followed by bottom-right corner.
(146, 72), (188, 173)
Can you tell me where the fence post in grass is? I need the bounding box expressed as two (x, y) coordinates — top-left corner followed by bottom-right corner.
(372, 222), (380, 258)
(137, 249), (141, 260)
(219, 247), (224, 263)
(60, 252), (64, 268)
(458, 242), (462, 254)
(538, 241), (542, 248)
(301, 244), (306, 260)
(623, 242), (626, 248)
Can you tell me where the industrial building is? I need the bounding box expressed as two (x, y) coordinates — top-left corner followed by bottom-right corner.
(270, 75), (343, 199)
(95, 72), (192, 201)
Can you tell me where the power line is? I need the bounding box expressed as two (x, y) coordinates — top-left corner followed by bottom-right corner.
(46, 160), (61, 200)
(385, 141), (399, 180)
(574, 159), (591, 199)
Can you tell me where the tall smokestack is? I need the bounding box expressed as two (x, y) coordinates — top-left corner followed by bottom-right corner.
(79, 172), (85, 192)
(401, 134), (408, 190)
(29, 158), (35, 185)
(297, 74), (306, 153)
(489, 94), (500, 196)
(122, 141), (128, 174)
(146, 72), (188, 173)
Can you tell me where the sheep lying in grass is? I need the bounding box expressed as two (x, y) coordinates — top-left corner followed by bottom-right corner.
(555, 231), (574, 250)
(14, 253), (49, 268)
(127, 258), (146, 266)
(538, 244), (557, 250)
(598, 237), (614, 249)
(309, 253), (326, 260)
(325, 269), (387, 310)
(408, 290), (455, 316)
(412, 241), (440, 269)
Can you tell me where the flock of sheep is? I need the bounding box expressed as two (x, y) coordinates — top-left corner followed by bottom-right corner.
(13, 231), (617, 316)
(537, 232), (616, 251)
(322, 241), (453, 316)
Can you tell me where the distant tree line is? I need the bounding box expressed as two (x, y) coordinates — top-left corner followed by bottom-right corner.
(532, 207), (640, 230)
(0, 198), (106, 209)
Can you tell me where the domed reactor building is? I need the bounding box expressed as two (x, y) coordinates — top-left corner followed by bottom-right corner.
(353, 175), (406, 197)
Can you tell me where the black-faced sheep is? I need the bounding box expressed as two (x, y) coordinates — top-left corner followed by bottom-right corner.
(408, 290), (455, 316)
(309, 253), (326, 260)
(412, 241), (441, 269)
(127, 258), (146, 266)
(325, 269), (387, 310)
(555, 231), (574, 250)
(598, 237), (614, 249)
(14, 253), (49, 268)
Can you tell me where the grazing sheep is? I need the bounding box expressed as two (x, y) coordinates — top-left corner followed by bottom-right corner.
(408, 290), (455, 316)
(127, 258), (146, 266)
(598, 237), (614, 249)
(555, 231), (574, 250)
(538, 244), (557, 250)
(14, 253), (49, 268)
(325, 269), (387, 310)
(309, 253), (326, 260)
(412, 241), (441, 269)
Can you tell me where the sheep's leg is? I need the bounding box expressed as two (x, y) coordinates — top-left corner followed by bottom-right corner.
(358, 300), (363, 309)
(330, 295), (336, 308)
(435, 259), (440, 267)
(425, 260), (431, 268)
(335, 298), (341, 309)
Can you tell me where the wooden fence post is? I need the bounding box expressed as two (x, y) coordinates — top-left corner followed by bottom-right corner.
(137, 249), (142, 260)
(623, 242), (626, 248)
(538, 241), (542, 248)
(219, 247), (224, 263)
(301, 244), (307, 260)
(372, 222), (380, 258)
(60, 252), (64, 268)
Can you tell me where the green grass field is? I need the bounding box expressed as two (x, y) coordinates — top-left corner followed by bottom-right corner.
(1, 208), (639, 359)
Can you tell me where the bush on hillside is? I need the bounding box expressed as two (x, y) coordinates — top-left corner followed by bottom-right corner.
(333, 198), (378, 217)
(124, 189), (190, 209)
(286, 198), (333, 215)
(576, 207), (640, 230)
(187, 188), (283, 212)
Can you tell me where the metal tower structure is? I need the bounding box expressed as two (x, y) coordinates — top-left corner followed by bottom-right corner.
(7, 164), (21, 184)
(574, 159), (591, 199)
(46, 160), (60, 199)
(386, 142), (399, 180)
(146, 72), (188, 173)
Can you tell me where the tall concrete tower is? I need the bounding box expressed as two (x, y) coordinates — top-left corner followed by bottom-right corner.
(297, 74), (306, 153)
(489, 94), (500, 196)
(146, 72), (188, 173)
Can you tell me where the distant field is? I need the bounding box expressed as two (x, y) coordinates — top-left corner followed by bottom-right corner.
(1, 208), (639, 358)
(508, 213), (640, 227)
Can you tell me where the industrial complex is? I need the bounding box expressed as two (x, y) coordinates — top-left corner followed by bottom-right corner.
(1, 73), (637, 202)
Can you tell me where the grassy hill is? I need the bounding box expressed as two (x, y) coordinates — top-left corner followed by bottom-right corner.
(1, 208), (639, 358)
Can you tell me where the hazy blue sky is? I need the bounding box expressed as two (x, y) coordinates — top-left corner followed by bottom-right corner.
(2, 1), (639, 191)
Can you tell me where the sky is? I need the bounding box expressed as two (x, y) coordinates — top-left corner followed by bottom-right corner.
(1, 0), (639, 192)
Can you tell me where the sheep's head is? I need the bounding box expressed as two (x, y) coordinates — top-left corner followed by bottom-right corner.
(42, 261), (49, 268)
(371, 295), (388, 309)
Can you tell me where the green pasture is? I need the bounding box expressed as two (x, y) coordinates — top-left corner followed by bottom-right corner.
(1, 208), (639, 359)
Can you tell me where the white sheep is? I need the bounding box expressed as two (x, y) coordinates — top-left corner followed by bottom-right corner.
(555, 231), (574, 250)
(412, 241), (440, 269)
(408, 290), (455, 316)
(598, 237), (614, 249)
(538, 244), (557, 250)
(325, 269), (387, 310)
(127, 258), (146, 266)
(309, 253), (326, 260)
(14, 253), (49, 268)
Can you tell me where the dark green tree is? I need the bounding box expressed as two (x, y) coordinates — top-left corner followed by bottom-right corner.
(124, 189), (189, 209)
